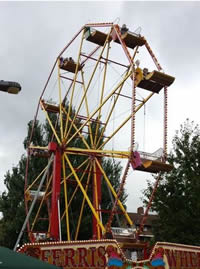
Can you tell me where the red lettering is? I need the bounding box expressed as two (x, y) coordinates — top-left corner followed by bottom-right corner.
(165, 249), (177, 267)
(52, 249), (62, 266)
(179, 250), (186, 267)
(64, 248), (76, 267)
(189, 252), (197, 267)
(197, 253), (200, 267)
(78, 247), (89, 267)
(42, 250), (52, 263)
(89, 247), (96, 267)
(132, 262), (137, 267)
(185, 251), (189, 267)
(39, 245), (200, 269)
(97, 246), (106, 267)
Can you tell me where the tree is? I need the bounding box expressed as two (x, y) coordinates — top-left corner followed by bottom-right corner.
(143, 119), (200, 246)
(0, 156), (27, 248)
(0, 109), (127, 248)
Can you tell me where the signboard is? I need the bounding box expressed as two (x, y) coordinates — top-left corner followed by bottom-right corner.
(134, 242), (200, 269)
(18, 240), (200, 269)
(18, 239), (123, 269)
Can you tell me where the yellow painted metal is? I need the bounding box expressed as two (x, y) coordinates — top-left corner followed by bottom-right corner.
(95, 158), (133, 227)
(99, 114), (131, 149)
(25, 165), (48, 194)
(96, 71), (129, 149)
(28, 145), (48, 151)
(68, 161), (91, 209)
(80, 70), (94, 147)
(95, 45), (139, 149)
(64, 153), (106, 233)
(143, 160), (152, 168)
(75, 163), (92, 240)
(94, 42), (110, 147)
(40, 100), (61, 145)
(62, 106), (90, 150)
(33, 25), (165, 243)
(62, 156), (71, 241)
(66, 70), (133, 146)
(61, 161), (90, 221)
(65, 28), (113, 144)
(57, 58), (64, 140)
(61, 158), (89, 186)
(46, 158), (90, 199)
(132, 45), (139, 62)
(65, 147), (130, 159)
(95, 46), (139, 150)
(135, 67), (144, 86)
(65, 151), (130, 159)
(99, 91), (155, 149)
(93, 160), (101, 239)
(64, 30), (85, 139)
(31, 174), (52, 232)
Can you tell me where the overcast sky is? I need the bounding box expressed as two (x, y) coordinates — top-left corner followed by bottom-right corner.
(0, 1), (200, 212)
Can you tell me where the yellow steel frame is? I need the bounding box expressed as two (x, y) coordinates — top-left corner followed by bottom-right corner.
(64, 153), (106, 233)
(31, 174), (52, 232)
(75, 163), (92, 240)
(95, 158), (133, 227)
(25, 165), (48, 194)
(28, 24), (161, 241)
(58, 58), (64, 140)
(99, 91), (154, 150)
(92, 160), (101, 239)
(66, 69), (133, 146)
(80, 70), (94, 147)
(45, 158), (90, 199)
(64, 30), (85, 139)
(62, 156), (70, 240)
(60, 161), (91, 221)
(94, 42), (110, 147)
(64, 28), (113, 145)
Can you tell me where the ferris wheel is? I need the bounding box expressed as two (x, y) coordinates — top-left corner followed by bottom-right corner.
(19, 22), (175, 246)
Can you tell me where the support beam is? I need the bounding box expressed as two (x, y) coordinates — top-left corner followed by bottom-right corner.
(48, 142), (61, 241)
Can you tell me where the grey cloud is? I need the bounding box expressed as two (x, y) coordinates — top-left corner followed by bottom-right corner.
(0, 1), (199, 211)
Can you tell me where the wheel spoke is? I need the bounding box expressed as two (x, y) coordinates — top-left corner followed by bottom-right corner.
(95, 157), (133, 226)
(75, 162), (93, 240)
(31, 174), (52, 232)
(40, 100), (61, 145)
(64, 31), (112, 144)
(62, 155), (70, 240)
(64, 153), (106, 234)
(64, 31), (85, 139)
(24, 23), (174, 244)
(60, 160), (90, 220)
(66, 70), (133, 146)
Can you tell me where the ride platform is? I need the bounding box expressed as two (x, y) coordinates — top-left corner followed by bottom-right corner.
(41, 100), (59, 113)
(114, 31), (146, 49)
(85, 27), (112, 46)
(25, 190), (46, 201)
(110, 227), (142, 250)
(59, 58), (82, 73)
(137, 70), (175, 93)
(136, 159), (173, 173)
(131, 150), (173, 173)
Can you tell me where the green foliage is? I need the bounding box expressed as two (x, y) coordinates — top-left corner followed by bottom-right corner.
(0, 156), (27, 248)
(143, 119), (200, 246)
(0, 106), (127, 248)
